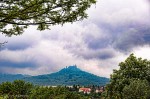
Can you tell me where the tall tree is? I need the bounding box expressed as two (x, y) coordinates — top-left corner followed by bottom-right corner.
(0, 81), (13, 94)
(12, 80), (33, 95)
(122, 80), (150, 99)
(0, 0), (96, 36)
(105, 54), (150, 99)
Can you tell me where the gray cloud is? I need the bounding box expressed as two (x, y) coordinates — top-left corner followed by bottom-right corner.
(0, 0), (150, 77)
(86, 0), (150, 52)
(112, 25), (150, 51)
(0, 61), (36, 69)
(85, 36), (110, 50)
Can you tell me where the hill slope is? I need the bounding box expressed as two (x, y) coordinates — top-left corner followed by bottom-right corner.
(24, 66), (109, 86)
(0, 74), (26, 83)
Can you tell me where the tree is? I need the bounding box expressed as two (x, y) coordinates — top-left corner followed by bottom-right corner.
(0, 81), (13, 94)
(0, 0), (96, 36)
(12, 80), (33, 95)
(65, 92), (82, 99)
(29, 86), (89, 99)
(123, 80), (150, 99)
(0, 80), (33, 99)
(105, 54), (150, 99)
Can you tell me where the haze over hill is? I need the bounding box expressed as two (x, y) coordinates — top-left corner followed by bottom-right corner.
(24, 65), (109, 86)
(0, 65), (109, 86)
(0, 74), (26, 83)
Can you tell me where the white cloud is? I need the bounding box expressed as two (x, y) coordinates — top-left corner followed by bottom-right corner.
(132, 45), (150, 60)
(87, 0), (150, 25)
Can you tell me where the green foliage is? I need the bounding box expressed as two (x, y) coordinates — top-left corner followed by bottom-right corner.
(0, 0), (96, 36)
(0, 80), (33, 98)
(0, 82), (13, 94)
(12, 80), (33, 95)
(65, 92), (82, 99)
(29, 86), (88, 99)
(29, 86), (56, 99)
(0, 80), (101, 99)
(105, 54), (150, 99)
(123, 80), (150, 99)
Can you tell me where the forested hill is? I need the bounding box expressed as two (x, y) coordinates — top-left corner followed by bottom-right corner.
(0, 74), (26, 83)
(24, 66), (109, 86)
(0, 66), (109, 86)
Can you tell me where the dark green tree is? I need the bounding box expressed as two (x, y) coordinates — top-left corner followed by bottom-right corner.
(105, 54), (150, 99)
(12, 80), (33, 95)
(29, 86), (67, 99)
(29, 86), (89, 99)
(123, 80), (150, 99)
(0, 81), (13, 94)
(0, 0), (96, 36)
(65, 92), (82, 99)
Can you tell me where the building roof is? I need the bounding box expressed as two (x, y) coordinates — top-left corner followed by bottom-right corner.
(79, 88), (91, 92)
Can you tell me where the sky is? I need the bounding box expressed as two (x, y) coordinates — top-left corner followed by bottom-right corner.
(0, 0), (150, 78)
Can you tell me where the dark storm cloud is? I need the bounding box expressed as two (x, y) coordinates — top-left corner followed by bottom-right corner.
(4, 43), (31, 51)
(139, 27), (150, 43)
(112, 24), (150, 51)
(83, 50), (115, 60)
(97, 52), (115, 59)
(83, 19), (150, 52)
(64, 22), (150, 60)
(0, 60), (36, 68)
(85, 0), (150, 53)
(68, 45), (116, 60)
(0, 30), (41, 51)
(85, 36), (110, 50)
